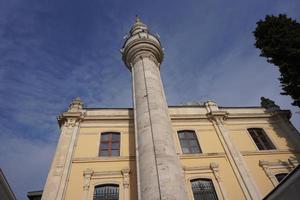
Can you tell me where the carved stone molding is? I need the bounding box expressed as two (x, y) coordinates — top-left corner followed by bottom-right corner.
(83, 168), (131, 200)
(58, 111), (86, 128)
(259, 159), (297, 186)
(288, 158), (299, 168)
(210, 162), (221, 182)
(83, 169), (94, 191)
(183, 162), (227, 200)
(121, 169), (130, 189)
(206, 111), (228, 125)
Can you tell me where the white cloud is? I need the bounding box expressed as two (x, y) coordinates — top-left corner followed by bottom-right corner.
(0, 132), (56, 199)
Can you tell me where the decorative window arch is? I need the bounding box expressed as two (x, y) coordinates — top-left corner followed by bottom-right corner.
(247, 128), (275, 150)
(275, 173), (288, 183)
(259, 159), (297, 187)
(191, 178), (218, 200)
(177, 130), (202, 154)
(93, 184), (119, 200)
(99, 132), (120, 156)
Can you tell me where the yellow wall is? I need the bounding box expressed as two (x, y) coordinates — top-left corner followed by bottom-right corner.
(225, 119), (300, 197)
(63, 107), (300, 200)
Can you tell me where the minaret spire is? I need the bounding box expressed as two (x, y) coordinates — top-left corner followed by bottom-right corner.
(135, 15), (140, 23)
(122, 18), (188, 199)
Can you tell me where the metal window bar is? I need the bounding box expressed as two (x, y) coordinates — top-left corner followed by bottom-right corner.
(275, 173), (288, 182)
(178, 130), (202, 154)
(99, 133), (120, 156)
(248, 128), (275, 150)
(93, 185), (119, 200)
(192, 179), (218, 200)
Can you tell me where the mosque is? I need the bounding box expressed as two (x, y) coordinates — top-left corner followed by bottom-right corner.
(35, 17), (300, 200)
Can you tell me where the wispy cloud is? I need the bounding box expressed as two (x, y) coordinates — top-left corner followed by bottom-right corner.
(0, 0), (299, 198)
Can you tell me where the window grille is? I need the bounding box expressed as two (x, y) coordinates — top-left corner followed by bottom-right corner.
(275, 173), (288, 182)
(99, 132), (120, 156)
(247, 128), (275, 150)
(191, 179), (218, 200)
(178, 130), (202, 154)
(93, 184), (119, 200)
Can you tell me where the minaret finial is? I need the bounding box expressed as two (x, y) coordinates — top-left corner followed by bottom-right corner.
(135, 15), (140, 23)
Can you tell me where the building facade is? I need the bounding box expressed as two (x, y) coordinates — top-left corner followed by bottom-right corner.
(41, 18), (300, 200)
(0, 168), (16, 200)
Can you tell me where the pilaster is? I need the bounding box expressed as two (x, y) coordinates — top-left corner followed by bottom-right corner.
(83, 169), (93, 200)
(42, 98), (85, 200)
(206, 101), (261, 200)
(121, 169), (130, 200)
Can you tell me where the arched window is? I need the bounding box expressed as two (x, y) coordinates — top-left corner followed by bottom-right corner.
(178, 130), (202, 154)
(275, 173), (288, 183)
(247, 128), (275, 150)
(191, 179), (218, 200)
(99, 132), (120, 156)
(93, 184), (119, 200)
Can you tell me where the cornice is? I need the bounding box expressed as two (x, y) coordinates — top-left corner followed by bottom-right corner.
(84, 115), (133, 120)
(57, 111), (85, 127)
(241, 149), (300, 156)
(72, 156), (136, 163)
(56, 108), (292, 126)
(179, 152), (226, 159)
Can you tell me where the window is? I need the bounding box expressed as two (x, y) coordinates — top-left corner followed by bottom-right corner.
(247, 128), (276, 150)
(191, 179), (218, 200)
(99, 132), (120, 156)
(178, 130), (201, 154)
(275, 173), (288, 183)
(93, 184), (119, 200)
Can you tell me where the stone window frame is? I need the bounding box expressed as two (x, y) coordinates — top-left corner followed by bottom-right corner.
(176, 130), (202, 155)
(190, 178), (219, 200)
(93, 184), (119, 200)
(259, 159), (297, 186)
(183, 162), (227, 200)
(98, 131), (123, 157)
(83, 168), (130, 200)
(245, 127), (278, 151)
(274, 173), (288, 183)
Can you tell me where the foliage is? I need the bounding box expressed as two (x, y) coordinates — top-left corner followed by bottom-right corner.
(253, 14), (300, 107)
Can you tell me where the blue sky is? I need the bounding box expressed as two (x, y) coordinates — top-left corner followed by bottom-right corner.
(0, 0), (299, 199)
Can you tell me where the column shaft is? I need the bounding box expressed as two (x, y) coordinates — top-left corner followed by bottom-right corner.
(132, 56), (187, 200)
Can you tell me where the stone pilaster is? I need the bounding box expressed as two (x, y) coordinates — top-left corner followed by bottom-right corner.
(121, 169), (130, 200)
(206, 101), (261, 200)
(83, 169), (93, 200)
(42, 98), (85, 200)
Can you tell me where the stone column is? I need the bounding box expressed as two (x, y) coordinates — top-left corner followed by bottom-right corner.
(42, 98), (85, 200)
(121, 17), (188, 200)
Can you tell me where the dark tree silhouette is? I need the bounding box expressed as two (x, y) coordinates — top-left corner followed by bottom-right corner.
(253, 14), (300, 107)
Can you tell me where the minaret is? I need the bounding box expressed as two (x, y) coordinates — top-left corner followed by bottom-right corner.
(121, 17), (188, 200)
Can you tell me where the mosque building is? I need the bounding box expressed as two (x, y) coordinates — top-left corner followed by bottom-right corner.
(39, 17), (300, 200)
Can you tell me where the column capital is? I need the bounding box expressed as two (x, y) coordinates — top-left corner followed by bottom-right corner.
(206, 110), (228, 125)
(121, 168), (130, 189)
(83, 169), (94, 191)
